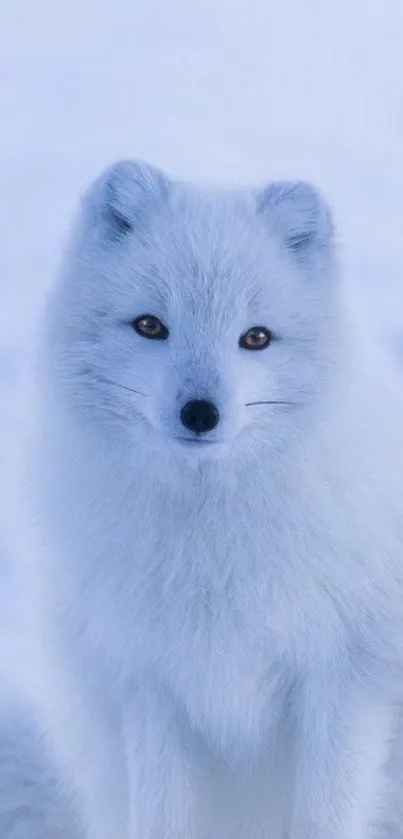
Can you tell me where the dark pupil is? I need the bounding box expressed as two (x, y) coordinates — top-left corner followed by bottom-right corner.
(249, 330), (265, 344)
(143, 318), (159, 334)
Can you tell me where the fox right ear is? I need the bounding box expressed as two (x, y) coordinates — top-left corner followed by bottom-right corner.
(256, 180), (333, 259)
(83, 159), (171, 235)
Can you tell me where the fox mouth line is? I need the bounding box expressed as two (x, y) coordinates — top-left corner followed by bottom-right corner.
(176, 436), (221, 446)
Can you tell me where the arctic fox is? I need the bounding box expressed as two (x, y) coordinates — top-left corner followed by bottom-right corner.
(3, 160), (403, 839)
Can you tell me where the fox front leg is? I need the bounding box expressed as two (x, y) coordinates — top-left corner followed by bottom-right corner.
(291, 671), (391, 839)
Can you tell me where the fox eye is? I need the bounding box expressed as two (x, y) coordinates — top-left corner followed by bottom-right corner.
(132, 315), (169, 340)
(239, 326), (273, 351)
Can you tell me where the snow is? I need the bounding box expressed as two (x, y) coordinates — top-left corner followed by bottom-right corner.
(0, 0), (402, 496)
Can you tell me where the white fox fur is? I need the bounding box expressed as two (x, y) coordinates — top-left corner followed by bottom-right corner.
(2, 160), (403, 838)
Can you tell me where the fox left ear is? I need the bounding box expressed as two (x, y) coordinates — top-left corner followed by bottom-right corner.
(256, 180), (334, 257)
(82, 159), (171, 236)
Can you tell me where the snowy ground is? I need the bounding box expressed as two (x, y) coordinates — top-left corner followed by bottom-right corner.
(0, 0), (402, 486)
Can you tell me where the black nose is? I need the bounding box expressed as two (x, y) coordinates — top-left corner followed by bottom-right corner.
(180, 400), (220, 434)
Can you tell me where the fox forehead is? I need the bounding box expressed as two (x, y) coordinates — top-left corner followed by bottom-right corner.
(104, 190), (287, 309)
(94, 210), (317, 346)
(62, 160), (335, 338)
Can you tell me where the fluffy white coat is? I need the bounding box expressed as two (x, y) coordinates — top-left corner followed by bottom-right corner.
(2, 160), (403, 839)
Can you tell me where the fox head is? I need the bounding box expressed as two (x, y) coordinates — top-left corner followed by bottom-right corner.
(44, 160), (337, 471)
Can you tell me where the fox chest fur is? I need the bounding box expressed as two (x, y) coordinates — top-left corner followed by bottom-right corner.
(41, 442), (391, 754)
